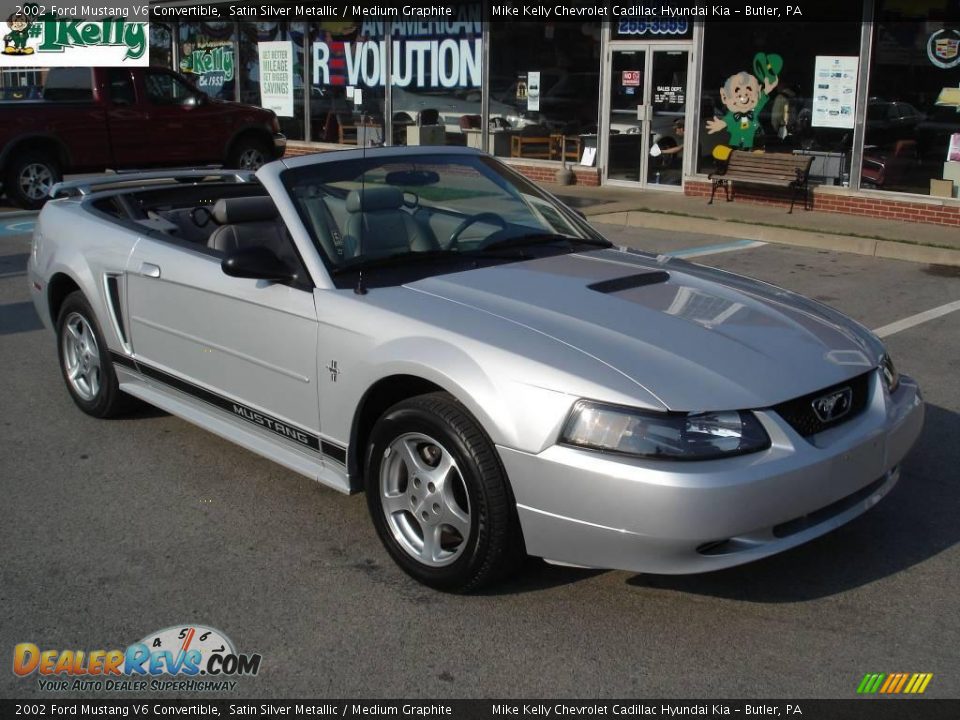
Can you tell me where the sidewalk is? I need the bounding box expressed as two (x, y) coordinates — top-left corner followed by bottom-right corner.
(551, 184), (960, 267)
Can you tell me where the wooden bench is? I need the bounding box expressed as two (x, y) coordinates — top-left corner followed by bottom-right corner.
(708, 151), (813, 213)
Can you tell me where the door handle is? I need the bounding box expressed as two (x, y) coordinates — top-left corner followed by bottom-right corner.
(140, 262), (161, 278)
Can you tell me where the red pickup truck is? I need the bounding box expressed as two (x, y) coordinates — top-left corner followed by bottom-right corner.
(0, 66), (286, 208)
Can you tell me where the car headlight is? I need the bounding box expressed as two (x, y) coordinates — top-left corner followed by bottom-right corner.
(880, 352), (899, 393)
(560, 400), (770, 461)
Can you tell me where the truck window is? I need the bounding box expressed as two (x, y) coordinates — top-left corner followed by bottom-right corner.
(42, 68), (94, 102)
(144, 70), (195, 106)
(107, 69), (135, 106)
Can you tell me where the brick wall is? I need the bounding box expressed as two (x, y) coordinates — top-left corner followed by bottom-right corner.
(685, 179), (960, 227)
(504, 162), (601, 187)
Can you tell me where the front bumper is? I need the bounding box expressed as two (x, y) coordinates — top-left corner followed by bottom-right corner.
(272, 133), (287, 158)
(499, 371), (924, 574)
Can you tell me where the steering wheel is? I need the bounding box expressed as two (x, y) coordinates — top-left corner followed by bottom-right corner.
(447, 212), (507, 250)
(189, 206), (215, 228)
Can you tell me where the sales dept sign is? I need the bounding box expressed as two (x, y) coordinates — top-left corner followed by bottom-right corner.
(1, 4), (148, 66)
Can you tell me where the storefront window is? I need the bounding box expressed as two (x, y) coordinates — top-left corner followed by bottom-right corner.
(239, 22), (307, 141)
(150, 22), (174, 71)
(698, 21), (861, 185)
(389, 4), (483, 147)
(864, 3), (960, 196)
(488, 21), (601, 162)
(309, 20), (386, 145)
(0, 68), (45, 100)
(178, 22), (236, 101)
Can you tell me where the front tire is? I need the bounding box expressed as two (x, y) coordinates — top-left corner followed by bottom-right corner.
(5, 150), (61, 209)
(56, 291), (130, 418)
(365, 393), (523, 592)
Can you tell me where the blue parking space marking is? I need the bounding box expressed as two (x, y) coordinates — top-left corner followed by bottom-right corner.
(0, 219), (36, 237)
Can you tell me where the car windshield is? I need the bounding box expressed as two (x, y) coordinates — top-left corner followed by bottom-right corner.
(281, 153), (606, 278)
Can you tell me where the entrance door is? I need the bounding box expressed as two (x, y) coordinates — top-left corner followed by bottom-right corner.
(604, 45), (690, 189)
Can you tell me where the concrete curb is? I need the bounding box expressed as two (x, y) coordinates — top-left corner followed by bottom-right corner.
(590, 210), (960, 267)
(0, 210), (39, 220)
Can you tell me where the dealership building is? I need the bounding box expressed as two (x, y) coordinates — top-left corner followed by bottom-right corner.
(5, 1), (960, 226)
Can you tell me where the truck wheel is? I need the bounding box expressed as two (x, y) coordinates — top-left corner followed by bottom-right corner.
(365, 392), (524, 593)
(56, 291), (131, 418)
(5, 151), (62, 209)
(226, 137), (271, 170)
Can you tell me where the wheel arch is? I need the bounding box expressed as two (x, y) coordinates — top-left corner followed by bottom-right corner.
(347, 374), (447, 490)
(224, 125), (275, 164)
(47, 271), (83, 326)
(1, 133), (71, 172)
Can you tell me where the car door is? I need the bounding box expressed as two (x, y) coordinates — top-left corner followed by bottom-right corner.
(139, 69), (222, 166)
(104, 68), (154, 168)
(123, 230), (321, 456)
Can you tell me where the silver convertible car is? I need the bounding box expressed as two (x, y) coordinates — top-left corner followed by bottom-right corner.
(28, 147), (923, 592)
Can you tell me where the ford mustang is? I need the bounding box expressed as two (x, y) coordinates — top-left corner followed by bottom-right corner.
(27, 147), (924, 591)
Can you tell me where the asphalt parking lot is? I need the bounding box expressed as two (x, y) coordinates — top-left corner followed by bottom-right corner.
(1, 215), (958, 699)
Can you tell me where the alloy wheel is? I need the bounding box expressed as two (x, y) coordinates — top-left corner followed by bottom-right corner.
(61, 312), (101, 402)
(19, 162), (55, 201)
(379, 432), (472, 567)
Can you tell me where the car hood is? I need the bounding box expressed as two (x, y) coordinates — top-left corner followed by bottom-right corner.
(407, 249), (882, 411)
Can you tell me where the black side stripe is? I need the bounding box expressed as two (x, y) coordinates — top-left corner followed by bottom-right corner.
(321, 441), (347, 465)
(111, 352), (137, 370)
(109, 351), (347, 464)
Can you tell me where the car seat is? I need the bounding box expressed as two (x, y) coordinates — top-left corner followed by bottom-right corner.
(342, 187), (439, 259)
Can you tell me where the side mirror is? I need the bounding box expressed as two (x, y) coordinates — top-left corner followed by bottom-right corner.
(221, 246), (295, 282)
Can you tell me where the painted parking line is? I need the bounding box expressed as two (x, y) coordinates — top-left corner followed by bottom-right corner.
(0, 219), (36, 237)
(670, 239), (767, 258)
(872, 300), (960, 338)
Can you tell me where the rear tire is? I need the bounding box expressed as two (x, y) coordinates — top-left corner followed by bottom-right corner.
(365, 392), (524, 592)
(56, 291), (131, 418)
(5, 150), (61, 209)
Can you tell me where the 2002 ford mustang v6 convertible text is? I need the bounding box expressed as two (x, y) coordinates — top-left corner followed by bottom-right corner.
(28, 147), (924, 591)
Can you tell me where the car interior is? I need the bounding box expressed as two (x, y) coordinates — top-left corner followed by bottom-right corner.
(89, 179), (512, 270)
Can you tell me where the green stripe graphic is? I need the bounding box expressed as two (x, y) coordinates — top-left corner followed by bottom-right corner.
(869, 673), (887, 693)
(856, 674), (873, 694)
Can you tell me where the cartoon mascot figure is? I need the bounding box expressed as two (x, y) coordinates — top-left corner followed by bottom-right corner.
(706, 52), (783, 161)
(4, 10), (35, 55)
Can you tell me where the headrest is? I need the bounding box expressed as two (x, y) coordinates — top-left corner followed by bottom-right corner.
(346, 186), (404, 213)
(212, 196), (278, 225)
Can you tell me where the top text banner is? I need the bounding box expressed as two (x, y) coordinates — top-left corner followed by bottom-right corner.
(140, 1), (872, 24)
(5, 1), (958, 23)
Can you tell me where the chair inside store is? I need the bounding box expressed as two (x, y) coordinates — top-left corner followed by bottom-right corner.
(862, 139), (917, 189)
(511, 124), (553, 159)
(552, 134), (582, 162)
(459, 114), (481, 131)
(418, 108), (440, 126)
(335, 113), (358, 145)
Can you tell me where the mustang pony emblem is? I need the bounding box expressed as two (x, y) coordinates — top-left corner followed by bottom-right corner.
(812, 387), (853, 423)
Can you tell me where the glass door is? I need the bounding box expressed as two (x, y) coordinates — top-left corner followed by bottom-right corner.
(604, 45), (690, 189)
(646, 49), (688, 186)
(606, 48), (647, 183)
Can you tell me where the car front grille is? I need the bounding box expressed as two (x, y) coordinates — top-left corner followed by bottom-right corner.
(772, 371), (872, 437)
